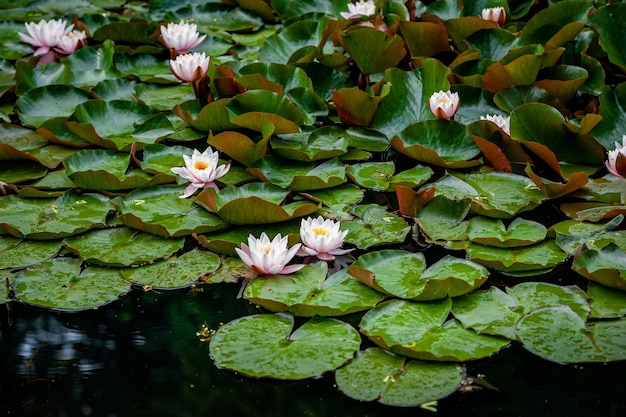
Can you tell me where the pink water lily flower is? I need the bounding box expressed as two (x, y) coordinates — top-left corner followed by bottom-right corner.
(429, 90), (460, 120)
(170, 147), (230, 198)
(19, 19), (73, 56)
(160, 21), (207, 54)
(340, 0), (377, 19)
(236, 233), (304, 276)
(481, 7), (506, 26)
(480, 114), (510, 135)
(169, 52), (210, 82)
(606, 135), (626, 178)
(54, 30), (87, 55)
(298, 216), (352, 261)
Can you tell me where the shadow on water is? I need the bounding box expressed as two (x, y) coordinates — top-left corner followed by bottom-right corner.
(1, 283), (625, 417)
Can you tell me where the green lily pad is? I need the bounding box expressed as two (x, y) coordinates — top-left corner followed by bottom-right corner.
(0, 191), (113, 239)
(210, 313), (361, 379)
(392, 119), (482, 169)
(465, 172), (547, 218)
(572, 244), (626, 291)
(552, 215), (624, 255)
(343, 204), (410, 249)
(249, 156), (347, 191)
(203, 255), (255, 284)
(0, 160), (47, 184)
(15, 85), (92, 128)
(15, 61), (71, 96)
(346, 162), (433, 192)
(226, 89), (304, 133)
(335, 347), (462, 407)
(0, 236), (62, 270)
(245, 262), (386, 316)
(66, 40), (119, 87)
(589, 3), (626, 72)
(588, 281), (626, 319)
(64, 149), (173, 191)
(349, 250), (488, 300)
(270, 126), (350, 162)
(258, 19), (327, 64)
(12, 257), (131, 311)
(62, 227), (185, 267)
(195, 182), (320, 225)
(516, 305), (626, 363)
(360, 299), (510, 361)
(173, 99), (238, 133)
(120, 249), (221, 289)
(114, 186), (229, 237)
(342, 27), (407, 75)
(468, 216), (547, 247)
(466, 239), (568, 273)
(300, 184), (364, 207)
(416, 195), (470, 244)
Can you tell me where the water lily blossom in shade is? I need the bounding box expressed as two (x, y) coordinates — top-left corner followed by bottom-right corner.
(340, 0), (377, 19)
(169, 52), (210, 83)
(481, 7), (506, 26)
(480, 114), (510, 135)
(429, 90), (460, 120)
(170, 147), (230, 198)
(236, 233), (304, 276)
(160, 21), (207, 55)
(19, 19), (73, 56)
(54, 30), (87, 55)
(298, 216), (352, 261)
(606, 135), (626, 178)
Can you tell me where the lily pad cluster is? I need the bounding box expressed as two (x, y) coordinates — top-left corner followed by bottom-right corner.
(1, 0), (626, 410)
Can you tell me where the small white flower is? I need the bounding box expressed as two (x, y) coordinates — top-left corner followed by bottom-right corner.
(340, 0), (377, 19)
(19, 19), (73, 56)
(428, 90), (460, 120)
(54, 30), (87, 55)
(480, 114), (510, 135)
(298, 216), (352, 261)
(170, 147), (230, 198)
(235, 233), (304, 275)
(169, 52), (210, 83)
(160, 21), (207, 54)
(481, 7), (506, 26)
(606, 135), (626, 178)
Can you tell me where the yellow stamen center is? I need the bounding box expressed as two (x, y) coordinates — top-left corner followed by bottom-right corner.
(194, 160), (209, 170)
(313, 227), (329, 236)
(263, 246), (272, 254)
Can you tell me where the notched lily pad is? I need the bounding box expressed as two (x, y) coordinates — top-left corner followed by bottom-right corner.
(349, 250), (488, 301)
(249, 156), (347, 191)
(343, 204), (410, 249)
(346, 161), (433, 192)
(120, 249), (220, 289)
(573, 244), (626, 291)
(335, 347), (463, 407)
(210, 313), (361, 379)
(466, 239), (568, 273)
(360, 299), (510, 361)
(245, 262), (386, 316)
(195, 182), (320, 225)
(12, 257), (131, 311)
(468, 216), (547, 247)
(63, 227), (185, 267)
(114, 186), (229, 237)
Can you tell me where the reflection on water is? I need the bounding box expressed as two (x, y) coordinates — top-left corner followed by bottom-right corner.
(1, 283), (625, 417)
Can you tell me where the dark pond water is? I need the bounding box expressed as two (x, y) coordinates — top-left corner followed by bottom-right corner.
(1, 283), (625, 417)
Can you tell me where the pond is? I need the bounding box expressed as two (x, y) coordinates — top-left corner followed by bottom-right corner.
(2, 283), (625, 417)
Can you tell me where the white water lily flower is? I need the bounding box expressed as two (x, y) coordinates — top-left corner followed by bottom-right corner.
(606, 135), (626, 178)
(236, 233), (304, 275)
(170, 147), (230, 198)
(480, 114), (510, 135)
(429, 90), (460, 120)
(160, 21), (207, 54)
(19, 19), (73, 56)
(298, 216), (352, 261)
(481, 7), (506, 26)
(169, 52), (210, 82)
(340, 0), (377, 19)
(55, 30), (87, 55)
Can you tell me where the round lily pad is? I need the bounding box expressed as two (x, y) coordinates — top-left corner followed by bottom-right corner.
(244, 263), (386, 316)
(466, 239), (568, 273)
(346, 161), (433, 192)
(15, 85), (91, 128)
(210, 313), (361, 379)
(360, 299), (510, 361)
(63, 227), (185, 267)
(572, 244), (626, 290)
(516, 305), (626, 363)
(588, 282), (626, 319)
(115, 185), (229, 237)
(343, 204), (410, 249)
(12, 257), (131, 311)
(335, 347), (463, 407)
(468, 216), (547, 247)
(120, 249), (220, 289)
(249, 156), (347, 191)
(0, 236), (62, 270)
